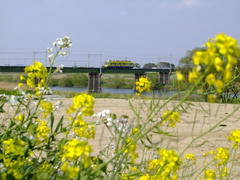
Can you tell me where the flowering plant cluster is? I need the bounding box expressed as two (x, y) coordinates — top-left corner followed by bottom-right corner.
(177, 33), (240, 102)
(0, 34), (240, 180)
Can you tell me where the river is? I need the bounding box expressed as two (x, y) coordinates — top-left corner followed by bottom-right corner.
(50, 86), (178, 96)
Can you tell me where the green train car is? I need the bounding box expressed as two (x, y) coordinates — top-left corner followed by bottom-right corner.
(103, 60), (135, 69)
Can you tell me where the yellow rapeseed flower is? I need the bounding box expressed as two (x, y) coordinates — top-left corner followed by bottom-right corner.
(15, 114), (24, 122)
(214, 80), (224, 93)
(36, 120), (50, 143)
(40, 100), (53, 118)
(3, 138), (25, 156)
(61, 162), (79, 179)
(188, 70), (199, 83)
(184, 153), (196, 163)
(73, 115), (95, 139)
(24, 61), (48, 89)
(67, 93), (94, 116)
(214, 57), (224, 72)
(135, 76), (151, 95)
(214, 147), (229, 166)
(206, 74), (216, 86)
(228, 129), (240, 149)
(162, 111), (180, 128)
(62, 139), (92, 161)
(204, 169), (216, 180)
(176, 71), (185, 81)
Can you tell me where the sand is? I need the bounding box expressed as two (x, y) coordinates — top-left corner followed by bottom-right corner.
(42, 97), (240, 157)
(1, 93), (240, 177)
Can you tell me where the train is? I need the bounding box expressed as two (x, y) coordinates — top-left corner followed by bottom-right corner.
(103, 60), (136, 69)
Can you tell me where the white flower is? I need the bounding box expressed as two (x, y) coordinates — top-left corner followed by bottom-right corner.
(48, 54), (53, 59)
(10, 95), (18, 105)
(29, 136), (35, 141)
(59, 51), (68, 56)
(106, 117), (113, 127)
(58, 64), (64, 73)
(102, 109), (110, 117)
(118, 117), (128, 124)
(47, 47), (53, 54)
(57, 38), (64, 46)
(54, 101), (63, 110)
(53, 41), (57, 47)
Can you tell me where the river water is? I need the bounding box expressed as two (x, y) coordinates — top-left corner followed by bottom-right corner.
(50, 86), (179, 96)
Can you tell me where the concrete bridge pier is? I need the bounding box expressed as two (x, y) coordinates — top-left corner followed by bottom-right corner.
(159, 72), (169, 85)
(88, 72), (102, 93)
(134, 72), (146, 91)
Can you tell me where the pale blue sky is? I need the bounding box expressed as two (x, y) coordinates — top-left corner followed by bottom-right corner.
(0, 0), (240, 66)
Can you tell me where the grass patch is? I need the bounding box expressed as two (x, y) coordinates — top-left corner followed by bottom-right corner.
(0, 89), (21, 96)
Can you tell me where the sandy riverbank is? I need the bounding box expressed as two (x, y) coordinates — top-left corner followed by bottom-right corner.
(30, 97), (238, 156)
(1, 94), (240, 177)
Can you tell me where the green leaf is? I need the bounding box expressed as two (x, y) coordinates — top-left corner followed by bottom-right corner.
(54, 116), (63, 133)
(146, 135), (153, 145)
(153, 127), (176, 137)
(50, 112), (54, 133)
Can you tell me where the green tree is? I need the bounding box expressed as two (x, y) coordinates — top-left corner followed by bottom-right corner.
(143, 63), (157, 69)
(177, 47), (205, 73)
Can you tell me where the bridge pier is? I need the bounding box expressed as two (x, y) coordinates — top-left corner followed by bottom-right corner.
(134, 72), (146, 91)
(88, 72), (102, 93)
(159, 72), (169, 85)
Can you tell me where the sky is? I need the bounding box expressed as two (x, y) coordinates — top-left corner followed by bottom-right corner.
(0, 0), (240, 66)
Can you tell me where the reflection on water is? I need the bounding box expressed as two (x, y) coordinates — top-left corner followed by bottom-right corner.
(50, 86), (179, 97)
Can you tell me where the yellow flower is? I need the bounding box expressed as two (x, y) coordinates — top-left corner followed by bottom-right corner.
(193, 51), (204, 65)
(176, 71), (184, 81)
(162, 111), (180, 128)
(24, 61), (48, 88)
(184, 153), (196, 163)
(188, 69), (199, 83)
(3, 138), (25, 156)
(73, 115), (95, 139)
(36, 120), (50, 143)
(214, 147), (229, 166)
(228, 129), (240, 149)
(15, 114), (24, 122)
(124, 137), (138, 163)
(67, 93), (94, 116)
(18, 83), (23, 88)
(214, 80), (223, 93)
(223, 71), (232, 83)
(208, 94), (216, 103)
(227, 55), (237, 65)
(204, 169), (216, 180)
(61, 162), (79, 179)
(40, 100), (53, 118)
(62, 139), (92, 161)
(39, 161), (51, 172)
(146, 149), (182, 179)
(206, 74), (216, 86)
(139, 174), (150, 180)
(222, 167), (228, 177)
(135, 76), (151, 95)
(20, 75), (25, 80)
(214, 57), (224, 72)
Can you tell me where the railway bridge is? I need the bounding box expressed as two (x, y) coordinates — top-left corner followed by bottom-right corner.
(0, 66), (174, 93)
